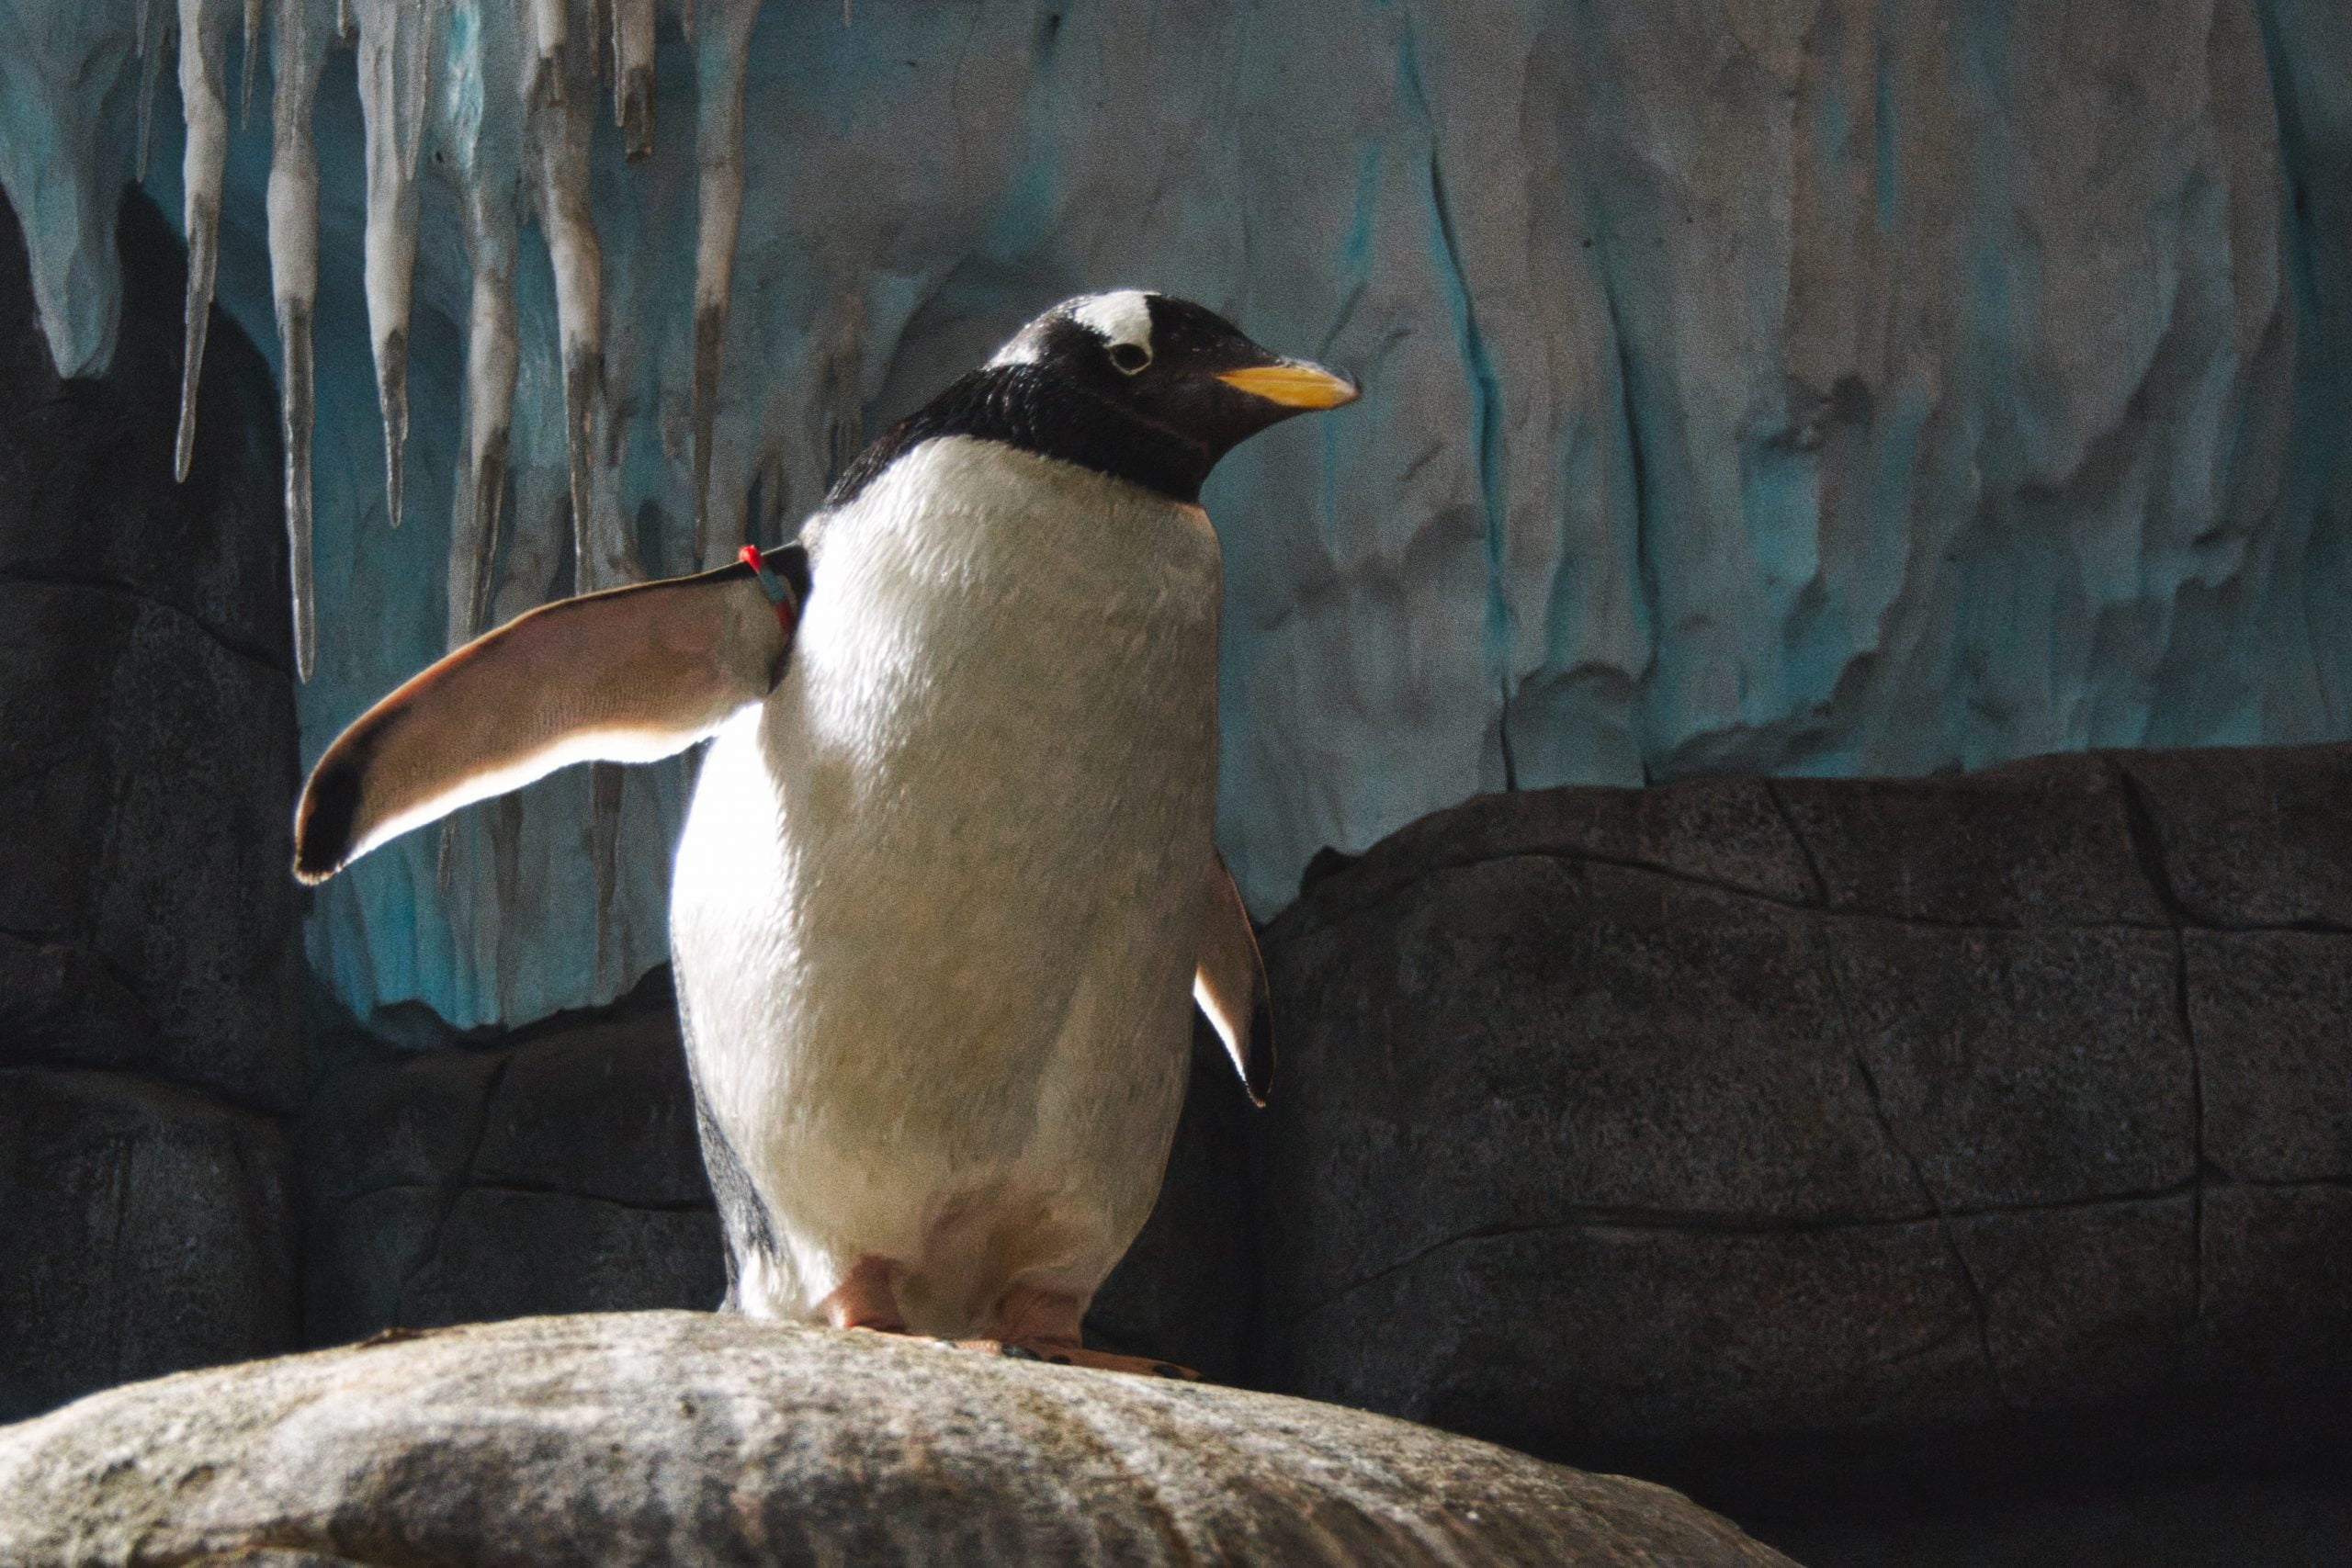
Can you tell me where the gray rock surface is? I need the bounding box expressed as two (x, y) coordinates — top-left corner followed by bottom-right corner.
(0, 189), (304, 1423)
(1257, 744), (2352, 1512)
(0, 1069), (296, 1423)
(0, 190), (299, 1112)
(0, 1312), (1797, 1568)
(302, 988), (726, 1347)
(2119, 745), (2352, 928)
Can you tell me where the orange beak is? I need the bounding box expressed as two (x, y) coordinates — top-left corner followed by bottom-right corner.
(1216, 360), (1362, 410)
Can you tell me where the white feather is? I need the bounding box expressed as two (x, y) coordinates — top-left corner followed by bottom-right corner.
(987, 288), (1158, 367)
(671, 435), (1221, 1334)
(1068, 289), (1156, 352)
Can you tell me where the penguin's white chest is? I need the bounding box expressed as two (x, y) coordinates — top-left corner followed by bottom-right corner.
(670, 437), (1223, 1331)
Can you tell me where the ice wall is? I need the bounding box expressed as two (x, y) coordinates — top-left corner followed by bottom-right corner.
(1, 0), (2347, 1032)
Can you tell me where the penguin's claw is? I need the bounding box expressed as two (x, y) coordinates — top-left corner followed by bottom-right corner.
(942, 1337), (1202, 1381)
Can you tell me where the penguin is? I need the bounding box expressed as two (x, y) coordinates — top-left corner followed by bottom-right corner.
(292, 290), (1357, 1376)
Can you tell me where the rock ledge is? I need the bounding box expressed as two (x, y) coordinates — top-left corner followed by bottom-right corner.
(0, 1310), (1794, 1567)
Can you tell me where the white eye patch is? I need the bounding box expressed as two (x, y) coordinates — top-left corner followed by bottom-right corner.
(985, 289), (1158, 368)
(1069, 290), (1156, 361)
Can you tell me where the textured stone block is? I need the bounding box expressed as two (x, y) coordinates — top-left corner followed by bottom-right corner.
(1949, 1195), (2196, 1414)
(2188, 1183), (2352, 1402)
(0, 932), (152, 1074)
(303, 1185), (447, 1350)
(1832, 920), (2193, 1209)
(304, 991), (720, 1343)
(1769, 1469), (2352, 1568)
(0, 1069), (296, 1422)
(303, 1045), (502, 1211)
(2120, 746), (2352, 928)
(0, 583), (300, 1111)
(472, 1007), (711, 1209)
(2186, 931), (2352, 1183)
(401, 1189), (727, 1326)
(0, 191), (297, 1116)
(1267, 1219), (1998, 1492)
(1772, 752), (2165, 926)
(1261, 854), (1925, 1322)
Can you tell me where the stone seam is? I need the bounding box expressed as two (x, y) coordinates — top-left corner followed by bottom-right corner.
(391, 1053), (510, 1324)
(2109, 758), (2210, 1350)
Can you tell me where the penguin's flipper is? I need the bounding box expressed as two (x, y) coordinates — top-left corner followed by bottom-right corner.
(294, 547), (809, 885)
(1193, 852), (1273, 1106)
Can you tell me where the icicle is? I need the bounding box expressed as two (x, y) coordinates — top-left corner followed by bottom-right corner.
(336, 0), (352, 41)
(239, 0), (260, 121)
(590, 0), (614, 83)
(267, 0), (327, 680)
(525, 0), (566, 107)
(527, 4), (623, 953)
(174, 0), (231, 485)
(680, 0), (695, 43)
(612, 0), (655, 160)
(529, 48), (606, 594)
(690, 0), (758, 565)
(440, 0), (524, 650)
(135, 0), (175, 182)
(355, 0), (434, 529)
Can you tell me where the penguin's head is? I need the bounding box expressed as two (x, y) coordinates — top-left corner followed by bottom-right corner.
(990, 290), (1359, 456)
(829, 291), (1361, 508)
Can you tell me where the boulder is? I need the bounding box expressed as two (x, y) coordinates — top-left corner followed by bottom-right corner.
(0, 1312), (1796, 1568)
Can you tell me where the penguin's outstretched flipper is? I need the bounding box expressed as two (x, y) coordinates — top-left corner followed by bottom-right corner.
(1193, 852), (1273, 1105)
(293, 546), (809, 885)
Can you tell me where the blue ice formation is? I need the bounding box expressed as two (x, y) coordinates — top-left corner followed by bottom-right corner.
(1, 0), (2347, 1032)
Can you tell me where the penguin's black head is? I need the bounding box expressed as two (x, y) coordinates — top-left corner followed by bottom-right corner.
(827, 291), (1359, 508)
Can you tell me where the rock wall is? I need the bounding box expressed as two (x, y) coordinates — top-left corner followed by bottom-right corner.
(1255, 742), (2352, 1557)
(0, 191), (303, 1421)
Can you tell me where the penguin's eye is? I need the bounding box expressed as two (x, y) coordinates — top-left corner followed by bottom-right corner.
(1107, 342), (1151, 375)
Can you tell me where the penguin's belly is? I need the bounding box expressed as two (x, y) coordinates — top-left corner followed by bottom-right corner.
(671, 439), (1221, 1333)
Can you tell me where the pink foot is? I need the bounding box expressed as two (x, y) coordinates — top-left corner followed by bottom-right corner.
(950, 1282), (1199, 1380)
(820, 1255), (907, 1333)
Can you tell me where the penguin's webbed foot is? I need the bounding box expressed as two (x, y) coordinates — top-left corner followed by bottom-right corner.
(821, 1254), (908, 1333)
(946, 1337), (1201, 1381)
(956, 1281), (1201, 1379)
